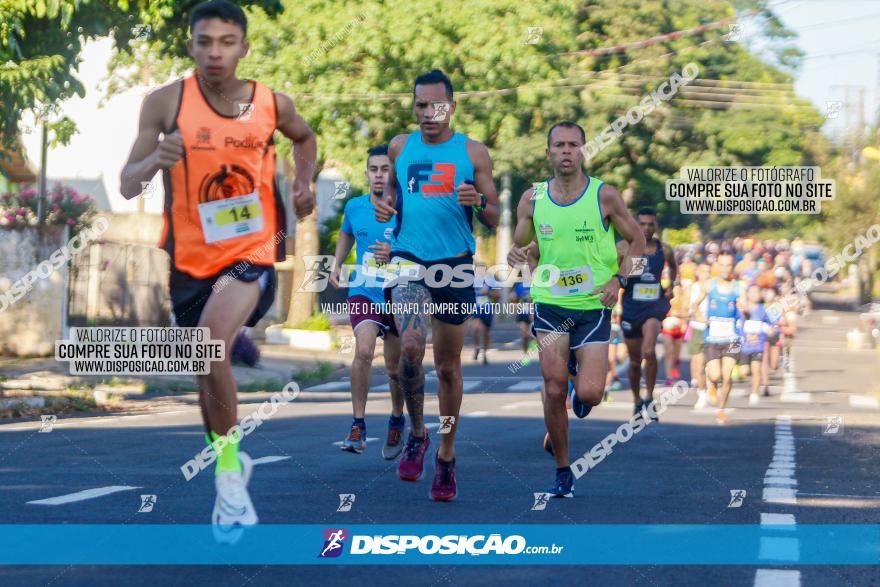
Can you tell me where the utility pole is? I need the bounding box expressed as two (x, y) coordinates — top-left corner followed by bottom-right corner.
(137, 56), (153, 215)
(495, 173), (512, 305)
(37, 123), (48, 224)
(875, 52), (880, 127)
(830, 84), (866, 157)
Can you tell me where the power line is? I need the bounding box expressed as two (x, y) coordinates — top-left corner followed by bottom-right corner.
(561, 10), (759, 58)
(794, 11), (880, 31)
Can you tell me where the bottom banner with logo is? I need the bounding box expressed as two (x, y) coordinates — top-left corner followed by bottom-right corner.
(0, 525), (877, 565)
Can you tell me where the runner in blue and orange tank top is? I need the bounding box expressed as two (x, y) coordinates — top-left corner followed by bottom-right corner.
(373, 69), (500, 502)
(120, 0), (317, 538)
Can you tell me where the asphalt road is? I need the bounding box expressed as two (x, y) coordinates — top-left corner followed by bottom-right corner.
(1, 306), (878, 586)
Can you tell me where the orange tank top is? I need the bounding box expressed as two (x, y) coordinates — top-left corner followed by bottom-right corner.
(160, 75), (286, 278)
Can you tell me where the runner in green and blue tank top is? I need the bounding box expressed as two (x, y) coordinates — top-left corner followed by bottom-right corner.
(508, 121), (645, 498)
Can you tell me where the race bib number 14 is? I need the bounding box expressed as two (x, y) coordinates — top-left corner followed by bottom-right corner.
(198, 191), (263, 244)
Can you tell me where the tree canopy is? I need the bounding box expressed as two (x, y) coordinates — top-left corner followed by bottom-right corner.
(6, 0), (833, 240)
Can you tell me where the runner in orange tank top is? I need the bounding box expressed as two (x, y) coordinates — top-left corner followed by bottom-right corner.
(120, 0), (317, 540)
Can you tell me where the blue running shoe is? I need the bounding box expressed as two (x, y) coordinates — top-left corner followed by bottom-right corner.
(341, 421), (366, 454)
(569, 380), (592, 419)
(548, 467), (574, 498)
(633, 399), (645, 417)
(643, 399), (658, 422)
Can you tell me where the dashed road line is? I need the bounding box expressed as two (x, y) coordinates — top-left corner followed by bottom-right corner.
(250, 456), (292, 465)
(849, 394), (880, 409)
(754, 569), (801, 587)
(27, 485), (141, 506)
(754, 411), (800, 585)
(506, 380), (543, 392)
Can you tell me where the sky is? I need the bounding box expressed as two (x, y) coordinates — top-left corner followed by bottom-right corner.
(18, 1), (880, 213)
(773, 0), (880, 136)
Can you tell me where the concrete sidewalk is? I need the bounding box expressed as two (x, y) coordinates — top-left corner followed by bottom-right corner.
(0, 340), (349, 417)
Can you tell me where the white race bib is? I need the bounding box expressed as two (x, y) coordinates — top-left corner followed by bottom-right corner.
(633, 283), (661, 301)
(708, 317), (735, 340)
(361, 252), (383, 278)
(198, 191), (263, 244)
(386, 256), (421, 280)
(549, 265), (594, 297)
(743, 319), (763, 335)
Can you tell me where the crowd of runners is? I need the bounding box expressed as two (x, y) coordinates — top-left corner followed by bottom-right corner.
(118, 0), (820, 538)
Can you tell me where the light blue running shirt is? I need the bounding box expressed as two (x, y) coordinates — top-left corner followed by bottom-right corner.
(393, 131), (476, 261)
(340, 194), (396, 305)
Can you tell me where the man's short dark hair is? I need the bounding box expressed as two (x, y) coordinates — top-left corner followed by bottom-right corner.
(546, 121), (586, 147)
(367, 144), (388, 163)
(637, 207), (657, 218)
(413, 69), (453, 101)
(190, 0), (247, 36)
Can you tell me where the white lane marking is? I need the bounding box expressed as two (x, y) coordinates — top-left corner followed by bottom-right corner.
(765, 468), (796, 478)
(754, 411), (800, 585)
(89, 414), (151, 425)
(779, 392), (811, 403)
(462, 380), (483, 392)
(501, 401), (543, 411)
(849, 394), (880, 408)
(763, 487), (797, 505)
(2, 408), (198, 431)
(760, 513), (796, 527)
(506, 380), (543, 392)
(605, 402), (650, 411)
(758, 537), (800, 561)
(796, 492), (880, 500)
(689, 407), (737, 414)
(465, 411), (489, 417)
(28, 485), (141, 506)
(770, 454), (795, 462)
(304, 381), (351, 392)
(754, 569), (801, 587)
(250, 456), (291, 465)
(332, 437), (380, 446)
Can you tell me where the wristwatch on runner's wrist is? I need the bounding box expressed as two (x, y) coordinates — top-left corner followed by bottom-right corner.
(616, 273), (628, 289)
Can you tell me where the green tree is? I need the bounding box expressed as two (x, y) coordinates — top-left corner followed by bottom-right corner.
(0, 0), (282, 149)
(569, 0), (825, 238)
(104, 0), (838, 305)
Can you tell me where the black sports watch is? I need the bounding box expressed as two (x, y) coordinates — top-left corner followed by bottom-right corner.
(616, 273), (628, 289)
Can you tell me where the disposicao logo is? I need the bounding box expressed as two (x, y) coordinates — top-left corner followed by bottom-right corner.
(319, 528), (348, 558)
